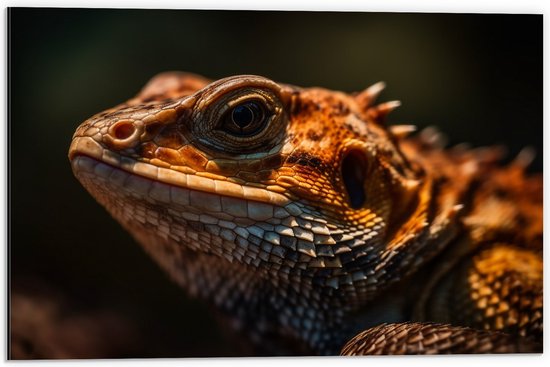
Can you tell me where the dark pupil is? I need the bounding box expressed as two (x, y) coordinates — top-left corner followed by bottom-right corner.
(231, 103), (260, 129)
(221, 100), (268, 137)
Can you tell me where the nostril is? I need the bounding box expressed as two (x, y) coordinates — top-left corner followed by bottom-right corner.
(112, 120), (136, 140)
(341, 149), (369, 209)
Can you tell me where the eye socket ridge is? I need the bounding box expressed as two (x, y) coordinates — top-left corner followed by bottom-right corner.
(218, 97), (272, 137)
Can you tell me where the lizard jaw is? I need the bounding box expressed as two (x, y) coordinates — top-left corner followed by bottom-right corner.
(69, 136), (291, 210)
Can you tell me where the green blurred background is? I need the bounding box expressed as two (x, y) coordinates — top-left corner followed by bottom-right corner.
(9, 9), (542, 358)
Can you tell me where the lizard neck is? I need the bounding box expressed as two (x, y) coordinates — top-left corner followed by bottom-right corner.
(131, 227), (356, 355)
(126, 210), (462, 356)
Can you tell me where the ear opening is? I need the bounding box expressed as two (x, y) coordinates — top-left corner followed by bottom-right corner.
(341, 148), (370, 209)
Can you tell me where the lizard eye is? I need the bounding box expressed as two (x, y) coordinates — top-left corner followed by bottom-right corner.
(192, 76), (289, 154)
(220, 100), (268, 137)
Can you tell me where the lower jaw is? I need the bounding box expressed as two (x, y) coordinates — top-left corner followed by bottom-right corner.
(70, 154), (286, 227)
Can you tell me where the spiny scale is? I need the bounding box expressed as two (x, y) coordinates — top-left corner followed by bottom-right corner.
(355, 81), (386, 109)
(389, 124), (417, 139)
(368, 100), (401, 122)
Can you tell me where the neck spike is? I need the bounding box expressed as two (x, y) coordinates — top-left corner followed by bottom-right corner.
(367, 100), (401, 124)
(389, 124), (417, 139)
(355, 82), (386, 111)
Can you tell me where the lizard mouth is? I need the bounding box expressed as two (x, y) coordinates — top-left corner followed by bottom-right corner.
(69, 136), (292, 223)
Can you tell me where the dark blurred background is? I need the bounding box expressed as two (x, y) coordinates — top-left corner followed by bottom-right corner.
(8, 9), (542, 358)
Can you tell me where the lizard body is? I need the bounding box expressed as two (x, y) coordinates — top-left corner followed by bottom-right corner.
(69, 72), (542, 355)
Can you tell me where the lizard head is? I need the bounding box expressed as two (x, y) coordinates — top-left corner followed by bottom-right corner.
(69, 73), (448, 351)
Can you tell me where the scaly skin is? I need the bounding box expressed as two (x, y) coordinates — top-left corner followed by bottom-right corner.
(68, 72), (542, 355)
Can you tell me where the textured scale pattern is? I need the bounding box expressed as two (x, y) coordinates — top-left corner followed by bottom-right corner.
(429, 245), (543, 339)
(340, 322), (536, 355)
(68, 72), (542, 356)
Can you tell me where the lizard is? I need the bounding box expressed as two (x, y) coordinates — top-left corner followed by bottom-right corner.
(68, 72), (542, 356)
